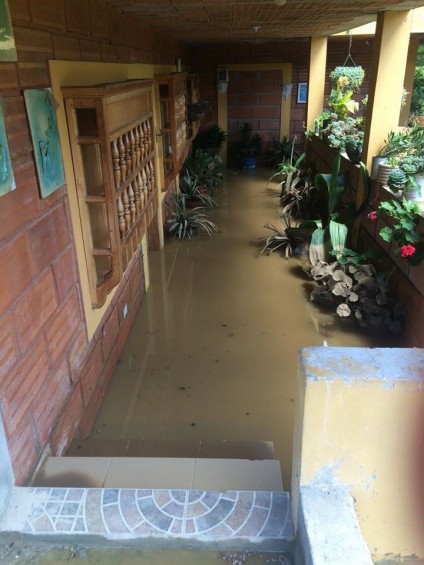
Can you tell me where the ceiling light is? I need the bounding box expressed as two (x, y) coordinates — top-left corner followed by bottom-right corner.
(274, 0), (287, 6)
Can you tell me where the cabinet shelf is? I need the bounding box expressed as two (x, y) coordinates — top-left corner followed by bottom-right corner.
(62, 79), (158, 308)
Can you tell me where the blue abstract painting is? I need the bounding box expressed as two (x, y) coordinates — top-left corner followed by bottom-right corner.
(0, 100), (15, 196)
(24, 89), (65, 198)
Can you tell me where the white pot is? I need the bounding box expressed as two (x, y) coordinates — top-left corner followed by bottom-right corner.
(371, 156), (385, 180)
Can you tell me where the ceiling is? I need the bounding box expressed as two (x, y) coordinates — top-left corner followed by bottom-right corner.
(108, 0), (424, 43)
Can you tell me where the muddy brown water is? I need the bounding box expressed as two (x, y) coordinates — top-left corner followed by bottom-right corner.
(82, 168), (402, 487)
(18, 169), (403, 564)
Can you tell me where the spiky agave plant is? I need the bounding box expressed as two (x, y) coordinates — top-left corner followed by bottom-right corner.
(256, 213), (305, 259)
(166, 193), (218, 239)
(179, 172), (218, 209)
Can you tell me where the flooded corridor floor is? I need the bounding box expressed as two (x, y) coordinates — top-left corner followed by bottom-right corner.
(71, 168), (404, 488)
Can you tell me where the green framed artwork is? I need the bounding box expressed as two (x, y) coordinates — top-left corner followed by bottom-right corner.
(0, 0), (17, 61)
(0, 100), (15, 196)
(24, 89), (65, 198)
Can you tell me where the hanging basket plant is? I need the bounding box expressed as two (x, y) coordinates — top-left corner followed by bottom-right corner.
(330, 66), (365, 92)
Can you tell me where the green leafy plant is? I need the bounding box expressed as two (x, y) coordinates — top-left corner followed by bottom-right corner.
(193, 124), (227, 156)
(166, 193), (218, 239)
(387, 168), (408, 192)
(237, 122), (263, 159)
(268, 136), (302, 168)
(182, 151), (224, 192)
(322, 115), (364, 154)
(179, 172), (217, 209)
(376, 198), (424, 266)
(330, 66), (365, 92)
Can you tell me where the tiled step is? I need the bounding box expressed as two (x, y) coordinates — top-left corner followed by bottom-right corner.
(66, 438), (275, 460)
(33, 456), (283, 491)
(1, 486), (295, 553)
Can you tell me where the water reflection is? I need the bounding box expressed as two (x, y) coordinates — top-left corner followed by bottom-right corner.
(78, 169), (404, 489)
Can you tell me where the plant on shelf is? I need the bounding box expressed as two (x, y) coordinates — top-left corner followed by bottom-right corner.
(179, 172), (217, 209)
(193, 124), (227, 157)
(368, 197), (424, 266)
(309, 253), (404, 334)
(321, 115), (364, 160)
(166, 193), (218, 239)
(237, 122), (263, 168)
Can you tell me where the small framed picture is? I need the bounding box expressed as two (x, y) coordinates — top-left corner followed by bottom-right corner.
(297, 82), (308, 104)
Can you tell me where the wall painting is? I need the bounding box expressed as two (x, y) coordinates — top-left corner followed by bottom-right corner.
(24, 89), (65, 198)
(0, 0), (17, 61)
(0, 100), (15, 196)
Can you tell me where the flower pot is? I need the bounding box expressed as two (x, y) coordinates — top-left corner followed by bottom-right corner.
(371, 156), (385, 180)
(242, 157), (256, 170)
(376, 162), (395, 186)
(404, 185), (421, 202)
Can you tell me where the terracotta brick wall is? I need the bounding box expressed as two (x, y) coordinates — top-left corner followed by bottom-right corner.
(227, 70), (282, 167)
(0, 0), (187, 485)
(191, 37), (374, 151)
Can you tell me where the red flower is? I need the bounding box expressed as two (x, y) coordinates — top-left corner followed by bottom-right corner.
(400, 244), (416, 257)
(367, 211), (378, 220)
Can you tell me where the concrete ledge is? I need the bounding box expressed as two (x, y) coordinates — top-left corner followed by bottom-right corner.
(0, 487), (294, 552)
(297, 485), (373, 565)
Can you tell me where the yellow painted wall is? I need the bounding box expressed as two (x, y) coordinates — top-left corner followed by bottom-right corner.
(293, 349), (424, 561)
(50, 61), (174, 339)
(216, 63), (292, 163)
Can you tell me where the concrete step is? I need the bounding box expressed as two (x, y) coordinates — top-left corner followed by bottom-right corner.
(66, 438), (275, 460)
(33, 456), (283, 491)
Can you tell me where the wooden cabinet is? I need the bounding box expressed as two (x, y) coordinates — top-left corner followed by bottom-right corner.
(186, 73), (204, 140)
(62, 80), (158, 309)
(155, 73), (190, 189)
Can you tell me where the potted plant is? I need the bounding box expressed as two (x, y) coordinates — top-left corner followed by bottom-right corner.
(367, 197), (424, 266)
(166, 193), (218, 239)
(179, 172), (217, 209)
(193, 124), (227, 157)
(321, 115), (364, 162)
(329, 66), (365, 93)
(398, 154), (424, 200)
(237, 122), (263, 169)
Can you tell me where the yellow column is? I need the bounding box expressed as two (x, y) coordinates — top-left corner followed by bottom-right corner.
(362, 10), (413, 170)
(400, 36), (419, 125)
(306, 36), (328, 132)
(217, 85), (228, 165)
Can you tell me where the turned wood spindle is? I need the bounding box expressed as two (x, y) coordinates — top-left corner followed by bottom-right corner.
(122, 187), (131, 230)
(128, 182), (136, 224)
(117, 195), (125, 236)
(147, 120), (152, 153)
(130, 129), (136, 170)
(118, 136), (126, 181)
(139, 124), (145, 161)
(134, 126), (141, 166)
(141, 166), (148, 196)
(111, 139), (121, 188)
(148, 160), (154, 192)
(137, 173), (145, 207)
(124, 133), (131, 174)
(133, 177), (141, 213)
(142, 121), (149, 156)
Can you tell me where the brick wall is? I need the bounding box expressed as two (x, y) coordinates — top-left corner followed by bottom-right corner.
(227, 70), (282, 166)
(191, 37), (374, 151)
(0, 0), (187, 485)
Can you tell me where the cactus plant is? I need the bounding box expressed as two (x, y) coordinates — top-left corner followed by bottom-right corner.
(387, 168), (408, 191)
